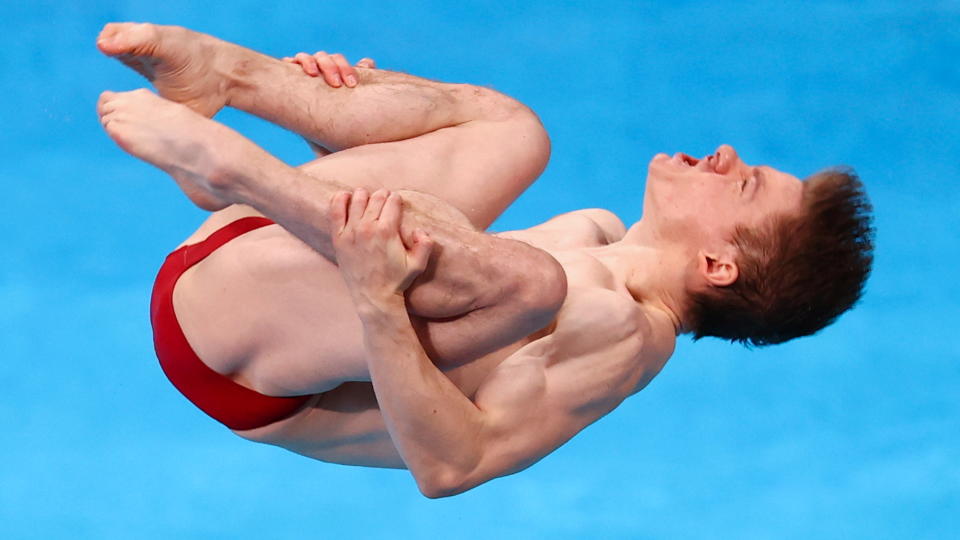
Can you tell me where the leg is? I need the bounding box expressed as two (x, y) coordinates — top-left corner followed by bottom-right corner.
(98, 90), (565, 363)
(97, 23), (550, 229)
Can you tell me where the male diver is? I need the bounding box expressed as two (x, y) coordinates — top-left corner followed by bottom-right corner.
(96, 23), (873, 498)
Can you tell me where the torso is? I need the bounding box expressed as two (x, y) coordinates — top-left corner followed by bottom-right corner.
(170, 204), (676, 462)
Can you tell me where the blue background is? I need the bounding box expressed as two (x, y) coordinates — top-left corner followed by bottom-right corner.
(2, 1), (958, 538)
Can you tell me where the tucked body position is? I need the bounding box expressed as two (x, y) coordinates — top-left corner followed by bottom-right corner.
(96, 23), (874, 498)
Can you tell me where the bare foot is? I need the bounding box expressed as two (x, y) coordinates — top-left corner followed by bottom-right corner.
(98, 89), (241, 210)
(97, 23), (233, 118)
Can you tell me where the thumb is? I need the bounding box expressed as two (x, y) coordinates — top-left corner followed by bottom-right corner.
(408, 230), (434, 274)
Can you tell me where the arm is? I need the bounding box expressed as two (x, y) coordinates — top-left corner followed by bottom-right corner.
(361, 299), (638, 498)
(330, 190), (638, 497)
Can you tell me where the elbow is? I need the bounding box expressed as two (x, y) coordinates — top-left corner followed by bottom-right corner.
(412, 443), (505, 498)
(415, 468), (472, 499)
(418, 483), (461, 500)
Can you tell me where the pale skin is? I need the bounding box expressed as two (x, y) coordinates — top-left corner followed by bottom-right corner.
(96, 23), (806, 497)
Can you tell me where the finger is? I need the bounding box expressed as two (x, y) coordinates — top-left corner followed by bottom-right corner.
(97, 90), (117, 116)
(313, 52), (342, 87)
(363, 189), (390, 222)
(295, 52), (320, 76)
(329, 191), (351, 236)
(100, 110), (118, 128)
(330, 53), (358, 87)
(356, 57), (376, 69)
(409, 230), (435, 273)
(380, 192), (403, 231)
(281, 56), (293, 63)
(347, 188), (369, 225)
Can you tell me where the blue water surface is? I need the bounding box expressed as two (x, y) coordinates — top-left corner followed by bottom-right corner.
(2, 1), (958, 538)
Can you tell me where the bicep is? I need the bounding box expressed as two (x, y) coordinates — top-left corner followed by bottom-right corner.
(463, 359), (621, 485)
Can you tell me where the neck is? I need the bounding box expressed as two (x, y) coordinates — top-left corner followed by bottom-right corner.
(604, 220), (689, 335)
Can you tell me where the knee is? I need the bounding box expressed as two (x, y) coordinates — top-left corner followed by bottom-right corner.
(452, 84), (526, 121)
(511, 244), (568, 330)
(458, 85), (552, 182)
(456, 85), (550, 152)
(507, 110), (552, 182)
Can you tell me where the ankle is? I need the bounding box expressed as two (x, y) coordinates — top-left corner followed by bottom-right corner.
(204, 129), (279, 207)
(221, 47), (287, 111)
(217, 48), (248, 110)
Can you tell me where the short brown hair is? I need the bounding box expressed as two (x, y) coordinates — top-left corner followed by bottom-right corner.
(687, 168), (875, 347)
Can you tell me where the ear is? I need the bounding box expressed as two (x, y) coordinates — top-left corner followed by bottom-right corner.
(697, 249), (739, 287)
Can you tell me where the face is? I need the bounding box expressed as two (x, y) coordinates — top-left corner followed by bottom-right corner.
(641, 144), (804, 253)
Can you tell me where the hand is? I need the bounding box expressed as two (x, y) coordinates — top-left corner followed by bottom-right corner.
(330, 188), (434, 310)
(282, 51), (376, 88)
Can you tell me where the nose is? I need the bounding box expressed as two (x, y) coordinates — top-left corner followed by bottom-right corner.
(713, 144), (740, 175)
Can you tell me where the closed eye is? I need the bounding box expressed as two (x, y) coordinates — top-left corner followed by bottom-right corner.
(741, 169), (764, 197)
(751, 169), (765, 197)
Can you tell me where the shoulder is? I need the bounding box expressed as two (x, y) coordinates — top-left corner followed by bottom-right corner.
(568, 209), (628, 243)
(499, 208), (626, 250)
(541, 208), (626, 240)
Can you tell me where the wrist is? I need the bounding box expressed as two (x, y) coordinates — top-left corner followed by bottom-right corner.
(354, 293), (407, 321)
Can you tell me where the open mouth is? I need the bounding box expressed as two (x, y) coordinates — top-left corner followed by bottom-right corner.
(674, 153), (699, 167)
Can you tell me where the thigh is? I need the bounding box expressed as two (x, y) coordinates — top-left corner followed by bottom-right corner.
(296, 115), (550, 231)
(178, 219), (563, 391)
(174, 229), (371, 395)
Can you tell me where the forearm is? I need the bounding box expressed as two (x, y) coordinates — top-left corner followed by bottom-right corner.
(357, 298), (488, 496)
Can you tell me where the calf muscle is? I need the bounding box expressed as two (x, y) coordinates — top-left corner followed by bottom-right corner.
(220, 38), (548, 229)
(227, 50), (518, 152)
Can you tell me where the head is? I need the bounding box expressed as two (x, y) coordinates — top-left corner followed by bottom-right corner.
(639, 144), (874, 346)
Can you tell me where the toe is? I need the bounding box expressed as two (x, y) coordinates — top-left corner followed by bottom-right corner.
(96, 22), (131, 54)
(97, 90), (117, 114)
(96, 22), (153, 55)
